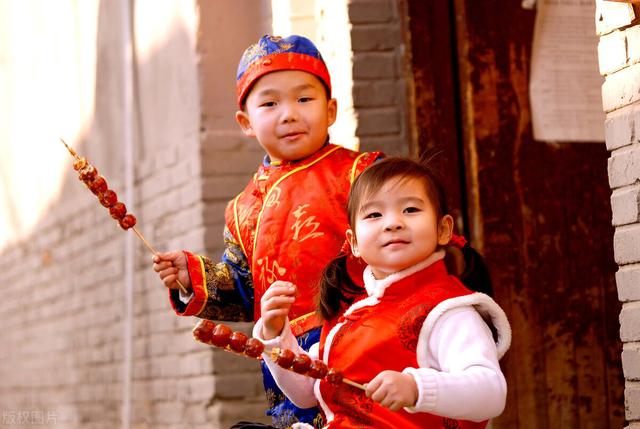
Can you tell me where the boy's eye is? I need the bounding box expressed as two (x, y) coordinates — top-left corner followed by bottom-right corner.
(260, 101), (277, 107)
(404, 206), (421, 213)
(298, 96), (313, 103)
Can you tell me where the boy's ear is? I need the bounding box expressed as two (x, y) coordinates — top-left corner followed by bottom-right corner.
(235, 110), (255, 137)
(345, 229), (360, 257)
(437, 215), (454, 246)
(327, 98), (338, 127)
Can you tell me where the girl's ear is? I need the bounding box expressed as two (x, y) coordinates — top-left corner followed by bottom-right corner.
(345, 229), (360, 257)
(235, 110), (255, 137)
(437, 215), (454, 246)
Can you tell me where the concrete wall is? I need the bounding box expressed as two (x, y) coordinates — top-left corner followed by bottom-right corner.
(597, 2), (640, 427)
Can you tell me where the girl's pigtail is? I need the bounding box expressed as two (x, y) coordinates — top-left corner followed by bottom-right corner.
(317, 253), (364, 321)
(458, 244), (494, 297)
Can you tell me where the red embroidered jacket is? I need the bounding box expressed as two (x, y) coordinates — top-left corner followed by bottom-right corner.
(317, 260), (489, 429)
(172, 144), (381, 334)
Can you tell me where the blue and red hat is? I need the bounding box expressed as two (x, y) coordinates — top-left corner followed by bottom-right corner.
(236, 35), (332, 108)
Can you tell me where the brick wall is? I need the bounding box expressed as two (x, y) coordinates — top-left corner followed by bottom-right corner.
(597, 2), (640, 426)
(348, 0), (411, 155)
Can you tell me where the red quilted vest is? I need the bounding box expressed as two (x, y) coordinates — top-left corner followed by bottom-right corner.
(317, 260), (488, 429)
(225, 144), (381, 328)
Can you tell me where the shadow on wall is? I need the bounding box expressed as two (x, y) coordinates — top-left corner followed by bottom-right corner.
(0, 1), (269, 428)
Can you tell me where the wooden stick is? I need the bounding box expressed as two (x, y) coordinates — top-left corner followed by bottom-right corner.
(132, 227), (189, 294)
(342, 378), (366, 391)
(60, 138), (189, 295)
(268, 347), (366, 391)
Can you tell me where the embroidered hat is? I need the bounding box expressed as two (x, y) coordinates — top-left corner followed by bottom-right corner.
(236, 35), (332, 108)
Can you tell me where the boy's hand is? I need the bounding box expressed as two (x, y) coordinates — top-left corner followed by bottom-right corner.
(261, 281), (297, 340)
(365, 370), (418, 411)
(152, 251), (191, 291)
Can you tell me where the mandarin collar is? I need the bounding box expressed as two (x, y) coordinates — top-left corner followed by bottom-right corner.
(261, 141), (332, 170)
(363, 251), (446, 299)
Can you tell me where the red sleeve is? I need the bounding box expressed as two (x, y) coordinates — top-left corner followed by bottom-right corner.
(168, 251), (208, 316)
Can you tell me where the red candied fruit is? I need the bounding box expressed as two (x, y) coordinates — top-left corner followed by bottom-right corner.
(244, 338), (265, 358)
(98, 190), (118, 208)
(118, 214), (137, 230)
(88, 176), (108, 195)
(291, 353), (312, 374)
(210, 324), (233, 348)
(73, 157), (88, 171)
(79, 165), (98, 182)
(192, 320), (216, 344)
(275, 348), (296, 369)
(307, 360), (329, 379)
(326, 368), (344, 385)
(229, 331), (249, 353)
(109, 202), (127, 220)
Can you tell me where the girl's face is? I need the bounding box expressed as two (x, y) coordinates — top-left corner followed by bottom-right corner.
(347, 176), (453, 279)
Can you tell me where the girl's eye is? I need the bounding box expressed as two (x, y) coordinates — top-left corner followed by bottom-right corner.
(404, 206), (421, 213)
(364, 212), (381, 219)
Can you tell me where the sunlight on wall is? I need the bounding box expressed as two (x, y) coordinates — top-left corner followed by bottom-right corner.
(270, 0), (358, 151)
(0, 1), (99, 250)
(134, 0), (198, 64)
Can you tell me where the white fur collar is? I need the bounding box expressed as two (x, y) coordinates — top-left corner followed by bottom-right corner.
(363, 250), (446, 299)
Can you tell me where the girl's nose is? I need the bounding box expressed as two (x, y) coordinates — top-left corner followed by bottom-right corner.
(384, 221), (403, 232)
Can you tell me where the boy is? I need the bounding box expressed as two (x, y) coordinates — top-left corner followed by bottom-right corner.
(153, 35), (382, 428)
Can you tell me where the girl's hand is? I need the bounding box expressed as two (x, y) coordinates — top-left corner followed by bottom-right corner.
(365, 370), (418, 411)
(261, 281), (297, 340)
(152, 251), (191, 291)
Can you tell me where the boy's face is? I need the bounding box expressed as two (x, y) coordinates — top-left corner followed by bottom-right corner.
(235, 70), (337, 163)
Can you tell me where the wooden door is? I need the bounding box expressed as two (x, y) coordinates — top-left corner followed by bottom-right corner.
(406, 1), (624, 427)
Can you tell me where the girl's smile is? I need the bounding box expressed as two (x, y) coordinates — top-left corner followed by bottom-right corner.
(347, 176), (453, 279)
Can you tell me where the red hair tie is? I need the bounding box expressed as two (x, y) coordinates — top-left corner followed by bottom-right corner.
(448, 234), (467, 249)
(339, 239), (351, 255)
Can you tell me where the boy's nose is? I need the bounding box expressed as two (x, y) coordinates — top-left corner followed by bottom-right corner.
(280, 102), (298, 123)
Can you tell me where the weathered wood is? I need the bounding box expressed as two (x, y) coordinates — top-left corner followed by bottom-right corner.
(406, 0), (625, 427)
(405, 0), (466, 233)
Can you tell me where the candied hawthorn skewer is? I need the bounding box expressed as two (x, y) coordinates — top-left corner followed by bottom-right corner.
(60, 138), (187, 294)
(191, 320), (365, 391)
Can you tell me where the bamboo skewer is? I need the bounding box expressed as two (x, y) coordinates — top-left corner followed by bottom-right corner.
(131, 226), (189, 294)
(341, 378), (366, 391)
(60, 138), (189, 294)
(193, 320), (367, 391)
(215, 344), (366, 390)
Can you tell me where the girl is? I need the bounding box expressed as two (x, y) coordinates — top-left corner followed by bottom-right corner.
(254, 157), (511, 429)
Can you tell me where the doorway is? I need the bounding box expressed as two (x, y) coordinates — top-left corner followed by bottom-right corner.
(406, 1), (624, 427)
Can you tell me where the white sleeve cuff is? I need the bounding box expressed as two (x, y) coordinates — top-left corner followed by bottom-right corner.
(178, 289), (194, 304)
(252, 317), (300, 353)
(252, 317), (318, 409)
(402, 367), (438, 413)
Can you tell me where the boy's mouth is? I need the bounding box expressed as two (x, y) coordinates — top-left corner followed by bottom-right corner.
(280, 131), (305, 140)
